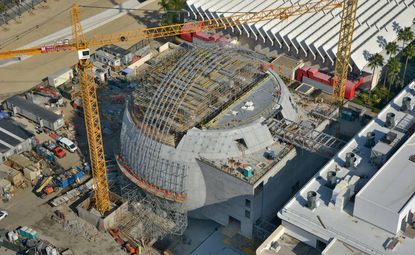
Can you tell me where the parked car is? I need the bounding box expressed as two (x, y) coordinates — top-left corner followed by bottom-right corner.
(56, 137), (78, 153)
(53, 147), (66, 158)
(0, 211), (8, 221)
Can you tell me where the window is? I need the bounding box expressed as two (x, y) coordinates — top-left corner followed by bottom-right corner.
(245, 210), (250, 219)
(245, 199), (251, 208)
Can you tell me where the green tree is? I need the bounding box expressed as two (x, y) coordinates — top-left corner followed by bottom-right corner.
(367, 53), (384, 103)
(158, 0), (185, 24)
(386, 57), (401, 100)
(385, 41), (398, 58)
(383, 41), (398, 86)
(397, 27), (414, 49)
(402, 44), (415, 85)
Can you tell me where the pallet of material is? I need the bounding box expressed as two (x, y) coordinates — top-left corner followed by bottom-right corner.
(51, 179), (93, 207)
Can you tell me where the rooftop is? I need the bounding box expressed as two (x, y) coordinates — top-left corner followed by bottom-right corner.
(0, 119), (34, 152)
(277, 81), (415, 255)
(271, 55), (303, 70)
(7, 95), (63, 123)
(357, 132), (415, 214)
(198, 140), (292, 185)
(207, 75), (280, 129)
(100, 44), (131, 56)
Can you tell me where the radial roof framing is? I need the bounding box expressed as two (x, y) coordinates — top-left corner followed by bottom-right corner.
(186, 0), (415, 71)
(129, 43), (269, 147)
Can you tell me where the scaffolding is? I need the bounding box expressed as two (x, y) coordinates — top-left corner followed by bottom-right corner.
(119, 173), (187, 244)
(116, 43), (274, 242)
(266, 117), (346, 158)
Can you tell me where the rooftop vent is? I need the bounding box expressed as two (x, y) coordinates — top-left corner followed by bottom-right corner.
(307, 191), (317, 210)
(385, 112), (395, 128)
(365, 131), (376, 148)
(401, 97), (412, 112)
(326, 171), (337, 189)
(381, 131), (397, 144)
(345, 152), (357, 168)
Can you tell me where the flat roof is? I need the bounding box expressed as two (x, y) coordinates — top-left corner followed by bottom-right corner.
(7, 96), (62, 123)
(358, 132), (415, 213)
(271, 55), (303, 70)
(198, 140), (291, 185)
(0, 143), (9, 153)
(323, 238), (364, 255)
(101, 44), (130, 56)
(210, 75), (279, 128)
(0, 119), (34, 141)
(278, 81), (415, 255)
(0, 119), (34, 151)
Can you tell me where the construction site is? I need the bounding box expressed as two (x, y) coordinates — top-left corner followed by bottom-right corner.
(0, 0), (414, 255)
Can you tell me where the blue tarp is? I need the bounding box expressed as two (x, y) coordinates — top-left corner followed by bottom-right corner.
(122, 68), (134, 75)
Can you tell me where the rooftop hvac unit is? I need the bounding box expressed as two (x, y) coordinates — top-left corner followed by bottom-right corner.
(365, 131), (376, 148)
(326, 171), (337, 189)
(307, 191), (317, 210)
(269, 241), (281, 253)
(385, 112), (395, 128)
(401, 97), (412, 112)
(345, 152), (357, 168)
(381, 131), (397, 144)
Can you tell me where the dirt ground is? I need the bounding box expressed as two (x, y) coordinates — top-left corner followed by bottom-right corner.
(0, 188), (125, 255)
(0, 0), (160, 100)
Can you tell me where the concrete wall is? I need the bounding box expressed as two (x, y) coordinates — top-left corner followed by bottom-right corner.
(48, 69), (73, 88)
(127, 52), (155, 75)
(303, 77), (332, 94)
(283, 220), (320, 248)
(102, 193), (129, 230)
(77, 193), (129, 231)
(354, 195), (400, 234)
(195, 159), (254, 238)
(77, 197), (101, 229)
(190, 147), (327, 239)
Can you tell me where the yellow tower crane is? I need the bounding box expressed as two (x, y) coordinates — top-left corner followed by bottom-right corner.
(0, 0), (357, 213)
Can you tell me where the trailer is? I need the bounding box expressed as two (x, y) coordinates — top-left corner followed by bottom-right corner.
(55, 168), (84, 188)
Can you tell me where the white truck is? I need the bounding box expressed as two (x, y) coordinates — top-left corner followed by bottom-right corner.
(56, 137), (78, 153)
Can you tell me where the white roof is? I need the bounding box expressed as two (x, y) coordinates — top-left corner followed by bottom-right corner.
(357, 132), (415, 213)
(187, 0), (415, 70)
(277, 81), (415, 255)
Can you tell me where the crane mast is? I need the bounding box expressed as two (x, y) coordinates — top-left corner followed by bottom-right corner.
(0, 0), (356, 213)
(333, 0), (358, 104)
(71, 4), (110, 213)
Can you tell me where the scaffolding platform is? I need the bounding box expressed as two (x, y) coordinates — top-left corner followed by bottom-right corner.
(266, 118), (346, 158)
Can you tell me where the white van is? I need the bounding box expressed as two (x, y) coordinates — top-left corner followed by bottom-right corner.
(57, 137), (78, 153)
